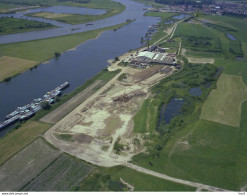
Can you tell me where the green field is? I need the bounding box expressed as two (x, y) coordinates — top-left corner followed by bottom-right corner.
(0, 138), (61, 191)
(0, 17), (55, 35)
(78, 166), (195, 191)
(26, 6), (124, 25)
(22, 153), (94, 191)
(0, 121), (51, 165)
(201, 73), (247, 127)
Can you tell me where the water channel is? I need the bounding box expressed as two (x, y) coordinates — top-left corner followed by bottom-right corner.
(0, 0), (160, 137)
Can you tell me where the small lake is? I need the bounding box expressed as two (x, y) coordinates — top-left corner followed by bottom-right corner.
(159, 98), (185, 125)
(226, 33), (237, 40)
(189, 87), (202, 96)
(236, 57), (245, 61)
(172, 14), (189, 20)
(164, 20), (174, 24)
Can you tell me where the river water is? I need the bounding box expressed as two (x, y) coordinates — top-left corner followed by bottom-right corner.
(0, 0), (155, 44)
(0, 0), (159, 137)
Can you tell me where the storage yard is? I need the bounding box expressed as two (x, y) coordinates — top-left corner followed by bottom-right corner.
(44, 53), (175, 167)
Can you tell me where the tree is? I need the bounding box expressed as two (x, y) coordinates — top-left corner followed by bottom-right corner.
(54, 52), (61, 58)
(41, 101), (51, 110)
(115, 56), (120, 61)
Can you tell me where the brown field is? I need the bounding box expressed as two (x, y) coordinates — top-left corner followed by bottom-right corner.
(0, 56), (37, 82)
(186, 57), (215, 64)
(40, 80), (106, 124)
(201, 73), (247, 127)
(0, 138), (62, 191)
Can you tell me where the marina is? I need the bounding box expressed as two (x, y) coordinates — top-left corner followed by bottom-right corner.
(0, 82), (69, 130)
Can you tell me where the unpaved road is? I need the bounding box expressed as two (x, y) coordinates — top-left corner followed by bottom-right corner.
(125, 163), (229, 192)
(40, 80), (105, 124)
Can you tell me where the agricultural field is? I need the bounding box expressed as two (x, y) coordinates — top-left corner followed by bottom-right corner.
(0, 138), (62, 191)
(0, 121), (51, 165)
(0, 56), (37, 82)
(78, 166), (195, 191)
(201, 73), (247, 127)
(21, 153), (94, 191)
(0, 16), (55, 35)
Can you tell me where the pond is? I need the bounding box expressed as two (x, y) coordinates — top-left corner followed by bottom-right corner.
(189, 87), (202, 96)
(159, 98), (185, 125)
(172, 14), (189, 20)
(236, 57), (245, 61)
(164, 20), (174, 24)
(226, 33), (237, 40)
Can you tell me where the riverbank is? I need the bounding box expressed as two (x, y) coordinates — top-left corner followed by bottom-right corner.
(0, 67), (121, 165)
(0, 19), (134, 83)
(25, 4), (125, 25)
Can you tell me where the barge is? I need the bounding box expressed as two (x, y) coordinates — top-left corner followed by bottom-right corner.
(0, 82), (69, 130)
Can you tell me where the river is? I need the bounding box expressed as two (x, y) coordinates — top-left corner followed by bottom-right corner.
(0, 0), (155, 44)
(0, 0), (159, 137)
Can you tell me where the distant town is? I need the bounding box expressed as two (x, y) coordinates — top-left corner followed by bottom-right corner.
(145, 1), (247, 16)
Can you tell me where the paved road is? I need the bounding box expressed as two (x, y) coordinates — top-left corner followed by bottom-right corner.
(124, 163), (229, 192)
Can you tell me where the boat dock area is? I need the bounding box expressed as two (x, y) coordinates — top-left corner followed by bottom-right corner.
(0, 82), (69, 130)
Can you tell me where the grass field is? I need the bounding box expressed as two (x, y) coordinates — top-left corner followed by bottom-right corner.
(25, 5), (125, 25)
(133, 98), (161, 133)
(132, 119), (239, 190)
(0, 138), (61, 191)
(0, 56), (37, 82)
(22, 153), (94, 191)
(201, 73), (247, 127)
(0, 17), (55, 35)
(0, 121), (51, 165)
(78, 166), (195, 191)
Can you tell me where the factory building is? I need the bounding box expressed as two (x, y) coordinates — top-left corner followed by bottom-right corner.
(134, 51), (176, 65)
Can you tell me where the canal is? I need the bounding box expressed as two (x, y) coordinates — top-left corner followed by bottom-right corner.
(0, 0), (159, 137)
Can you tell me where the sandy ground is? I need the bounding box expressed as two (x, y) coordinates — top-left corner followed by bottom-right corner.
(187, 57), (215, 64)
(40, 80), (105, 124)
(44, 54), (174, 167)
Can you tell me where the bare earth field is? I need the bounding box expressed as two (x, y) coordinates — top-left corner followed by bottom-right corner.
(0, 56), (37, 82)
(22, 153), (94, 191)
(44, 55), (174, 167)
(40, 80), (106, 124)
(186, 57), (215, 64)
(0, 138), (62, 191)
(201, 73), (247, 127)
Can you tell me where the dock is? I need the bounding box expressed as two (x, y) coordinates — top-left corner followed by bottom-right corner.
(0, 82), (69, 130)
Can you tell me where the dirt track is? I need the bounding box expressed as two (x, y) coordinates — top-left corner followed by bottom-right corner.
(40, 80), (105, 124)
(124, 163), (229, 192)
